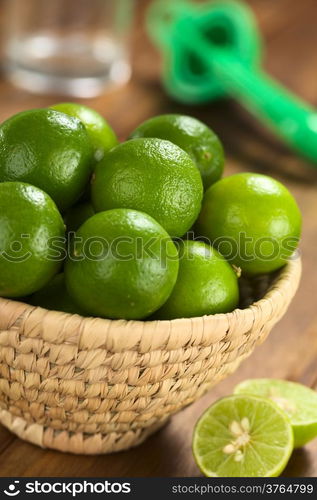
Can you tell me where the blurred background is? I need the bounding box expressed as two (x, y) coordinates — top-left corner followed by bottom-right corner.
(0, 0), (316, 150)
(0, 0), (317, 478)
(2, 0), (134, 98)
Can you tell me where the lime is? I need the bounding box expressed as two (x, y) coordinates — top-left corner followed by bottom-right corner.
(0, 108), (92, 211)
(155, 240), (239, 319)
(65, 209), (179, 320)
(91, 138), (203, 238)
(0, 182), (65, 298)
(65, 201), (95, 233)
(130, 114), (224, 189)
(196, 173), (302, 275)
(234, 379), (317, 448)
(50, 103), (118, 162)
(193, 395), (293, 477)
(29, 274), (84, 315)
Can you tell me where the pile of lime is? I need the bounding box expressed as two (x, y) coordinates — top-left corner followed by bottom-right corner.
(193, 378), (317, 477)
(0, 105), (301, 320)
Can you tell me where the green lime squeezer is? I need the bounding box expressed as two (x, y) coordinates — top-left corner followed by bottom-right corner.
(147, 0), (317, 164)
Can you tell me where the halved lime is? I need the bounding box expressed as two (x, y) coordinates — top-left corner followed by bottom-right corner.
(192, 395), (293, 477)
(234, 379), (317, 448)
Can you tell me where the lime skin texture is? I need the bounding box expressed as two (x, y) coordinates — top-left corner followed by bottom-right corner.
(234, 378), (317, 448)
(29, 274), (84, 315)
(64, 202), (95, 233)
(0, 182), (65, 298)
(155, 240), (239, 319)
(192, 395), (293, 477)
(50, 102), (118, 163)
(130, 114), (224, 190)
(196, 173), (302, 276)
(0, 108), (93, 212)
(91, 138), (203, 238)
(65, 209), (179, 320)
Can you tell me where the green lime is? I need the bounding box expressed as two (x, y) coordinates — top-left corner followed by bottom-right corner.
(91, 138), (203, 238)
(65, 209), (179, 320)
(0, 182), (65, 297)
(234, 379), (317, 448)
(64, 202), (95, 233)
(155, 240), (239, 319)
(130, 114), (224, 189)
(196, 173), (302, 275)
(50, 103), (118, 162)
(193, 395), (293, 477)
(29, 274), (84, 315)
(0, 108), (92, 211)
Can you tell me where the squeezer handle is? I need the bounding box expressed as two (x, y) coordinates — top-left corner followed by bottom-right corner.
(148, 0), (317, 164)
(212, 53), (317, 163)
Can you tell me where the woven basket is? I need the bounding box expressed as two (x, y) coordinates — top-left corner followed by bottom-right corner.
(0, 257), (301, 455)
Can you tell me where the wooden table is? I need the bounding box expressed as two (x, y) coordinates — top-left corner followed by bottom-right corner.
(1, 0), (317, 478)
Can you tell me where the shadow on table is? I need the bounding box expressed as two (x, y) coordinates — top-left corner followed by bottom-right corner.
(283, 447), (314, 477)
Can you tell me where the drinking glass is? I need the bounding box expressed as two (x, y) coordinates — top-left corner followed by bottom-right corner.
(3, 0), (134, 97)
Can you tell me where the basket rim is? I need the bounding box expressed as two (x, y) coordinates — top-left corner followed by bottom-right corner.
(0, 255), (301, 333)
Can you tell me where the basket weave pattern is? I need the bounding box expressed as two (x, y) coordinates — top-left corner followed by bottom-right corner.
(0, 258), (301, 454)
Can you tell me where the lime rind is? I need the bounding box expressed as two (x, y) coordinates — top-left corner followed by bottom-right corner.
(193, 395), (293, 477)
(50, 102), (118, 161)
(234, 378), (317, 447)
